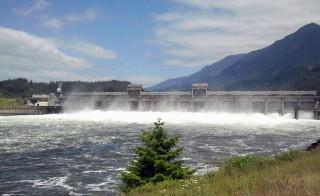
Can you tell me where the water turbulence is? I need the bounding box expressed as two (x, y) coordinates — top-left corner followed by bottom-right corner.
(36, 110), (303, 124)
(0, 111), (320, 195)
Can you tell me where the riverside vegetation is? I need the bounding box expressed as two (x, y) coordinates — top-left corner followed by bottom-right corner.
(120, 120), (194, 192)
(121, 122), (320, 195)
(0, 78), (130, 98)
(0, 98), (24, 107)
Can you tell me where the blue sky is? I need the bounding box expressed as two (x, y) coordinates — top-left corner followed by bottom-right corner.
(0, 0), (320, 86)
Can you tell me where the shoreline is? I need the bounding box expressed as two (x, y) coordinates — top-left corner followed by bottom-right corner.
(125, 142), (320, 195)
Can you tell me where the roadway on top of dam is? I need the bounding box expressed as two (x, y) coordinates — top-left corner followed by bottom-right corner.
(68, 91), (317, 96)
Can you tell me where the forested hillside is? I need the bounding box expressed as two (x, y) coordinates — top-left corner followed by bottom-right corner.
(0, 78), (130, 98)
(151, 23), (320, 93)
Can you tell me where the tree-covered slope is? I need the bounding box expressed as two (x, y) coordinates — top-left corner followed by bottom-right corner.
(149, 54), (245, 91)
(151, 23), (320, 93)
(0, 78), (130, 98)
(211, 23), (320, 91)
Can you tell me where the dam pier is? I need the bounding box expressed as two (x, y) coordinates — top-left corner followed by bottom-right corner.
(65, 83), (320, 120)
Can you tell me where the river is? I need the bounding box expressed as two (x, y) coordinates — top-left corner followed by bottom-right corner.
(0, 111), (320, 195)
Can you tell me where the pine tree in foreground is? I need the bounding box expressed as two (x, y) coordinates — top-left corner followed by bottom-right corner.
(120, 120), (194, 192)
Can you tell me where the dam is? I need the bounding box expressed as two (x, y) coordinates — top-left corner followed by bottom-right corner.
(64, 83), (320, 119)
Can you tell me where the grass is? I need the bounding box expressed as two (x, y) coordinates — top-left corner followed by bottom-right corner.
(0, 98), (24, 107)
(123, 149), (320, 196)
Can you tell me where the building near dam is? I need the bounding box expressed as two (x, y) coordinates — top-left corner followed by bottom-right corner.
(64, 83), (320, 119)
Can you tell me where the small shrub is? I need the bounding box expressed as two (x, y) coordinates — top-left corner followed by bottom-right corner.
(120, 120), (194, 192)
(221, 150), (304, 177)
(125, 149), (320, 196)
(274, 150), (303, 162)
(221, 155), (274, 176)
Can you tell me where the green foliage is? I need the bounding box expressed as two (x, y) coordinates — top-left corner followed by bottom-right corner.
(0, 78), (33, 98)
(120, 120), (193, 192)
(221, 150), (303, 176)
(0, 78), (130, 98)
(274, 149), (303, 162)
(221, 155), (274, 176)
(0, 98), (24, 107)
(126, 149), (320, 196)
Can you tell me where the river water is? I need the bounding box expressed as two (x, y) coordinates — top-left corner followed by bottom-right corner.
(0, 111), (320, 195)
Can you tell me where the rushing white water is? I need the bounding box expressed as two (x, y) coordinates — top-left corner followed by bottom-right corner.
(0, 111), (320, 195)
(1, 110), (315, 125)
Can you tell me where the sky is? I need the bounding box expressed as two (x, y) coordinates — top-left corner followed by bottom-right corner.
(0, 0), (320, 87)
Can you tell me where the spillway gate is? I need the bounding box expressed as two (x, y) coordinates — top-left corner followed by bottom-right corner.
(65, 83), (320, 119)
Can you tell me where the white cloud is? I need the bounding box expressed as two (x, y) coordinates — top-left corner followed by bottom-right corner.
(60, 40), (117, 60)
(65, 8), (98, 22)
(42, 8), (98, 30)
(153, 0), (320, 67)
(0, 27), (116, 81)
(14, 0), (50, 16)
(14, 1), (98, 31)
(43, 18), (64, 30)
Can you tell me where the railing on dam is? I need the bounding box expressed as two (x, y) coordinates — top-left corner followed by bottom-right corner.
(207, 91), (317, 96)
(68, 90), (317, 97)
(0, 106), (42, 115)
(0, 106), (62, 115)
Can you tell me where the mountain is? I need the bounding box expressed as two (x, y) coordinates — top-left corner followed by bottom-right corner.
(151, 23), (320, 93)
(149, 54), (245, 91)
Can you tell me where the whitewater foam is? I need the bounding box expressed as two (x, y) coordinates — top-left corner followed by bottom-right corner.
(15, 176), (73, 190)
(1, 110), (320, 195)
(2, 110), (316, 126)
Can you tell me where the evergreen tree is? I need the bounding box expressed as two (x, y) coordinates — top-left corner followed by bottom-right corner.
(120, 120), (193, 192)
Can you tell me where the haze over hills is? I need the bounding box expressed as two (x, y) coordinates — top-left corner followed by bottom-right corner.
(149, 54), (245, 91)
(150, 23), (320, 93)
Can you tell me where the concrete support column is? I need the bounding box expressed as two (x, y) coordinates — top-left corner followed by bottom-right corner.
(264, 97), (268, 114)
(294, 107), (299, 120)
(280, 97), (285, 115)
(249, 96), (253, 113)
(218, 96), (223, 112)
(191, 100), (194, 112)
(314, 99), (319, 118)
(295, 97), (301, 119)
(234, 96), (237, 112)
(152, 98), (156, 111)
(177, 101), (180, 111)
(203, 100), (207, 112)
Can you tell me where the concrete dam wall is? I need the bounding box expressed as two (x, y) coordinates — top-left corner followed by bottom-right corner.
(64, 84), (320, 119)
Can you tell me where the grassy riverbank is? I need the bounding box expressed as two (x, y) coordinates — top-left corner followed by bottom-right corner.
(0, 98), (24, 107)
(125, 149), (320, 195)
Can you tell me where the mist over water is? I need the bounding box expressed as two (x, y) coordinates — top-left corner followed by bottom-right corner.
(12, 110), (313, 124)
(1, 111), (320, 195)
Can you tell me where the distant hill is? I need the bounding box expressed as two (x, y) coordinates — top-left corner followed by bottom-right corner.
(0, 78), (130, 98)
(151, 23), (320, 93)
(149, 54), (245, 91)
